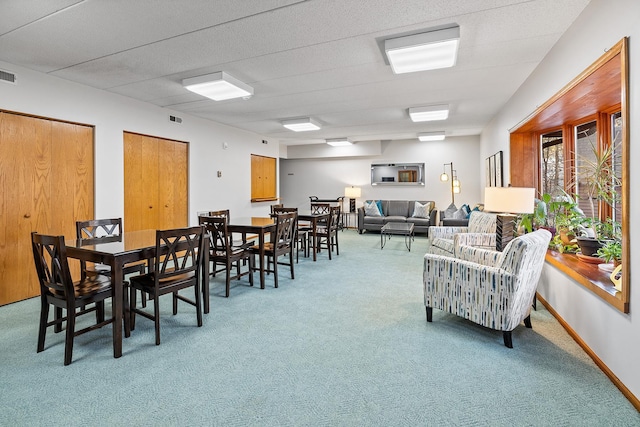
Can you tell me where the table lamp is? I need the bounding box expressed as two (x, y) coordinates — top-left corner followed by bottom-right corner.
(484, 186), (535, 251)
(344, 186), (362, 212)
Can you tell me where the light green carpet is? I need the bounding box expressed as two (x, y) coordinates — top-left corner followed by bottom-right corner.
(1, 231), (638, 426)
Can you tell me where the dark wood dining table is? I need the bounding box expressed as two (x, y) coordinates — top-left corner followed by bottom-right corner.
(226, 217), (276, 289)
(64, 229), (209, 359)
(298, 211), (330, 261)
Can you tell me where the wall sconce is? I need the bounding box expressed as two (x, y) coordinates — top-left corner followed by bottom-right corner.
(344, 186), (362, 212)
(484, 187), (535, 251)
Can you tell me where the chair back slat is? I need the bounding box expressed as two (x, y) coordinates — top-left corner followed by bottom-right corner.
(310, 203), (330, 214)
(76, 218), (123, 239)
(154, 226), (205, 283)
(273, 212), (296, 251)
(31, 233), (75, 299)
(198, 215), (231, 253)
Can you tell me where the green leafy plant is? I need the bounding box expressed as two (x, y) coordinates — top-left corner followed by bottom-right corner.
(597, 240), (622, 264)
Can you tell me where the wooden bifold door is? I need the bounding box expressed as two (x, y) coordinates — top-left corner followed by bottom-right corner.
(0, 112), (94, 305)
(123, 132), (188, 232)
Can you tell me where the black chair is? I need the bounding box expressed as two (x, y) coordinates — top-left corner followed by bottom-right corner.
(199, 215), (254, 297)
(31, 232), (115, 365)
(204, 209), (255, 249)
(76, 218), (147, 304)
(129, 226), (205, 345)
(272, 207), (308, 262)
(316, 206), (341, 259)
(250, 212), (296, 288)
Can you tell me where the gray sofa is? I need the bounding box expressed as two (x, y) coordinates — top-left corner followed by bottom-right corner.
(357, 200), (437, 234)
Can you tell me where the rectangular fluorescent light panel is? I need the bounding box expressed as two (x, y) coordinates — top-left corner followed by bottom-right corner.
(409, 105), (449, 122)
(183, 71), (253, 101)
(385, 26), (460, 74)
(326, 138), (352, 147)
(281, 117), (321, 132)
(418, 132), (445, 141)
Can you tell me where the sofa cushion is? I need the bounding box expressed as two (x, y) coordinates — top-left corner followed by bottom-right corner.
(429, 237), (455, 255)
(385, 215), (407, 223)
(387, 200), (409, 217)
(412, 201), (432, 218)
(364, 200), (382, 216)
(444, 203), (457, 218)
(363, 216), (385, 225)
(406, 217), (431, 227)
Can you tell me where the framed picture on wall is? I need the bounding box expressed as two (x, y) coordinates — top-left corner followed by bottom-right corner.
(485, 157), (491, 187)
(495, 151), (504, 187)
(489, 155), (496, 187)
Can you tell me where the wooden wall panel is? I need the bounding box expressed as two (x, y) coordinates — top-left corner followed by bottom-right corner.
(510, 132), (539, 188)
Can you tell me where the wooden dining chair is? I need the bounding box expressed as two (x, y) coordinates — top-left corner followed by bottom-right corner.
(31, 232), (115, 365)
(250, 211), (296, 288)
(199, 215), (254, 297)
(272, 207), (308, 262)
(76, 218), (147, 305)
(316, 206), (341, 259)
(129, 226), (205, 345)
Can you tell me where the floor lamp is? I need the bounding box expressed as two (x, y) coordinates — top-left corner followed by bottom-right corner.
(344, 186), (361, 212)
(440, 162), (461, 205)
(484, 187), (535, 251)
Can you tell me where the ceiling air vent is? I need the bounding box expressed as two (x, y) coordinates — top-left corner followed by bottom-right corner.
(0, 69), (16, 84)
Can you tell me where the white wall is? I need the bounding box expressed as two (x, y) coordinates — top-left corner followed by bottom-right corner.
(0, 61), (280, 224)
(480, 0), (640, 400)
(279, 136), (481, 214)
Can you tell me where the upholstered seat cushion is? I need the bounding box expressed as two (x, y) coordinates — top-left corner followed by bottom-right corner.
(429, 237), (455, 256)
(385, 215), (407, 223)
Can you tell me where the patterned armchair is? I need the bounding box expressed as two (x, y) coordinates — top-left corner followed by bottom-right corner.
(427, 211), (497, 255)
(423, 229), (552, 348)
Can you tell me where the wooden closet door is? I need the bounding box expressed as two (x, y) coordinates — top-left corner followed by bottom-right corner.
(157, 137), (187, 229)
(124, 132), (187, 232)
(0, 112), (93, 305)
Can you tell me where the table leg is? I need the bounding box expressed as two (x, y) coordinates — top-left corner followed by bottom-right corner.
(111, 262), (124, 358)
(312, 218), (318, 261)
(259, 231), (266, 288)
(202, 237), (210, 314)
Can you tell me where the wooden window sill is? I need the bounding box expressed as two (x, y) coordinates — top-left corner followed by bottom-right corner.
(545, 250), (627, 313)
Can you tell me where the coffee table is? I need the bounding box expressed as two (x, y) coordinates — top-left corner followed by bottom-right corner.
(381, 222), (415, 251)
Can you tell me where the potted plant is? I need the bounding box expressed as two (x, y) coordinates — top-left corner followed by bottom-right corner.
(517, 193), (549, 234)
(597, 240), (622, 266)
(550, 190), (585, 245)
(572, 140), (621, 258)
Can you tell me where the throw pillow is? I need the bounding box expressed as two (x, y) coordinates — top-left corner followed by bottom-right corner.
(375, 200), (384, 215)
(412, 201), (431, 218)
(461, 204), (471, 218)
(453, 207), (467, 220)
(364, 200), (382, 217)
(444, 203), (457, 218)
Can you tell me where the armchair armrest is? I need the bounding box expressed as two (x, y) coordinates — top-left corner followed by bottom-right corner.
(454, 232), (496, 250)
(428, 226), (470, 243)
(454, 243), (503, 267)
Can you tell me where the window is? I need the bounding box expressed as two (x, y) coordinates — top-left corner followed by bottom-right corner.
(540, 130), (564, 197)
(509, 38), (629, 313)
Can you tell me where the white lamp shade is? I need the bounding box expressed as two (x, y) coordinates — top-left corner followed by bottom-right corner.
(484, 187), (535, 214)
(183, 72), (253, 101)
(384, 26), (460, 74)
(344, 186), (361, 198)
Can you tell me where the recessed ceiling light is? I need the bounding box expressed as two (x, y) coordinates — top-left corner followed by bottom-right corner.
(281, 117), (321, 132)
(183, 71), (253, 101)
(409, 105), (449, 122)
(326, 138), (352, 146)
(418, 132), (445, 141)
(384, 26), (460, 74)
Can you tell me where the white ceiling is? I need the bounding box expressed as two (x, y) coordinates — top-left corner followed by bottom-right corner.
(0, 0), (590, 145)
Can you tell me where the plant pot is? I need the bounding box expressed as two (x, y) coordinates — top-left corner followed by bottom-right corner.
(559, 229), (576, 245)
(575, 236), (604, 257)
